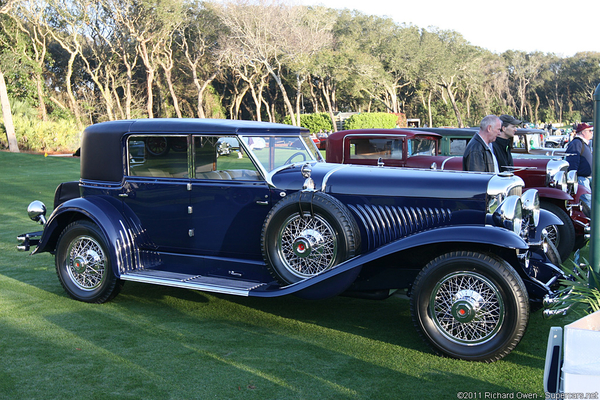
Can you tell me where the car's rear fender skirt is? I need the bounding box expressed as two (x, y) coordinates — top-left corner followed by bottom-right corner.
(32, 196), (140, 277)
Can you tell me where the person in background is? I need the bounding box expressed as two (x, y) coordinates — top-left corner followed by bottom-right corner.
(493, 114), (521, 172)
(462, 115), (502, 173)
(565, 123), (593, 211)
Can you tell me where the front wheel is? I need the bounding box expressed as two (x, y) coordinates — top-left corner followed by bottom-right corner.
(541, 201), (575, 263)
(55, 220), (123, 303)
(410, 251), (529, 362)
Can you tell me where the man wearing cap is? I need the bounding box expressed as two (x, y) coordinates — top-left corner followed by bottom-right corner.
(493, 114), (521, 172)
(463, 115), (501, 173)
(565, 123), (593, 210)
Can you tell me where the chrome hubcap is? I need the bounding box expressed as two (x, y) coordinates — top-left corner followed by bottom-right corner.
(292, 229), (325, 258)
(451, 290), (484, 323)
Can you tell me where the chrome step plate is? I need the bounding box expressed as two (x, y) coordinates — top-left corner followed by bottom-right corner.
(120, 269), (267, 296)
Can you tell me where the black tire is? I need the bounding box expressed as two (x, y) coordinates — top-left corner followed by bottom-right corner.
(261, 191), (360, 285)
(541, 230), (562, 267)
(541, 201), (575, 263)
(55, 220), (123, 303)
(410, 251), (529, 362)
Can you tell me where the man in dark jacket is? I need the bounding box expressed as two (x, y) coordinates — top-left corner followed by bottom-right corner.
(493, 114), (522, 172)
(566, 123), (593, 210)
(463, 115), (502, 172)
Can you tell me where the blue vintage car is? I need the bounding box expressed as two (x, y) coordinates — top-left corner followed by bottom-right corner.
(18, 118), (562, 362)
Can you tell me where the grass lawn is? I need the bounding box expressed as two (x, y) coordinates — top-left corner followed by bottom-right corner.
(0, 151), (581, 399)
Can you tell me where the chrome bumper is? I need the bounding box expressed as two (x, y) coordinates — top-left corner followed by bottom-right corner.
(16, 231), (42, 252)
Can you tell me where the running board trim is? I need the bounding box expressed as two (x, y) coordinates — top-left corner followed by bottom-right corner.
(120, 270), (268, 296)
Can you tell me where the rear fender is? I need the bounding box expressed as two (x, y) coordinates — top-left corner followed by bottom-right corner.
(33, 196), (141, 276)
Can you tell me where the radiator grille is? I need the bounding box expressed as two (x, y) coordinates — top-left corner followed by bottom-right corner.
(508, 186), (522, 197)
(347, 204), (452, 250)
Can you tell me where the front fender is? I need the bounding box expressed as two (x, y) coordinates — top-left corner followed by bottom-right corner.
(250, 225), (527, 298)
(32, 196), (140, 276)
(535, 187), (573, 201)
(531, 209), (564, 243)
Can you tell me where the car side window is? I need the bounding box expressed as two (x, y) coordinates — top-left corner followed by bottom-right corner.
(349, 138), (403, 160)
(127, 136), (188, 178)
(449, 138), (469, 155)
(194, 135), (261, 181)
(408, 138), (436, 157)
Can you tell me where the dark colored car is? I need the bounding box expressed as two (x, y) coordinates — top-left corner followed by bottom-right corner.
(327, 128), (590, 262)
(19, 118), (563, 362)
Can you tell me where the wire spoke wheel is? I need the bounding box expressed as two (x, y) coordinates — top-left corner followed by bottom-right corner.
(410, 251), (529, 362)
(277, 212), (337, 279)
(66, 235), (107, 291)
(56, 221), (122, 303)
(430, 272), (504, 345)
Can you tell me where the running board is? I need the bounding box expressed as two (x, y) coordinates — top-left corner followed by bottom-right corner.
(120, 270), (268, 296)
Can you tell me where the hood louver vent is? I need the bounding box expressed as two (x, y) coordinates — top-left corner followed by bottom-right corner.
(348, 204), (452, 250)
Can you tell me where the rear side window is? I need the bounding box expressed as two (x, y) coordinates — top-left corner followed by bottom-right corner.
(127, 136), (188, 178)
(408, 138), (436, 157)
(348, 138), (404, 160)
(449, 138), (469, 155)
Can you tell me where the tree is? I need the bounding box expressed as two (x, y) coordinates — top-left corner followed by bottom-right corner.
(5, 0), (52, 121)
(0, 69), (18, 152)
(214, 0), (331, 125)
(108, 0), (185, 118)
(503, 50), (544, 121)
(179, 4), (223, 119)
(0, 2), (18, 151)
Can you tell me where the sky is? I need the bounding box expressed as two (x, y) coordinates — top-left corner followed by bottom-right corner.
(298, 0), (600, 57)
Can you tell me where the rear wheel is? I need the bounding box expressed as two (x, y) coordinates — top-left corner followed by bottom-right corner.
(55, 220), (122, 303)
(410, 251), (529, 362)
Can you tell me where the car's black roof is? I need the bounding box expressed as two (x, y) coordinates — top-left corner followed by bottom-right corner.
(80, 119), (309, 182)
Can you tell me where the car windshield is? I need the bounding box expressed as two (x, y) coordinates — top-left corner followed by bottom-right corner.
(241, 134), (323, 173)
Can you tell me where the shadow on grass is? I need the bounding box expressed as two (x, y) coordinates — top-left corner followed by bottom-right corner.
(1, 260), (555, 398)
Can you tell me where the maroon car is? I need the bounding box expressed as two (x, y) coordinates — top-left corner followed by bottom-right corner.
(326, 128), (590, 262)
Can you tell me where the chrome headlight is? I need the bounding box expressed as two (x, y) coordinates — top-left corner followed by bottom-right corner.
(492, 195), (523, 234)
(566, 170), (578, 196)
(550, 170), (567, 192)
(520, 189), (540, 228)
(546, 159), (569, 188)
(486, 174), (524, 214)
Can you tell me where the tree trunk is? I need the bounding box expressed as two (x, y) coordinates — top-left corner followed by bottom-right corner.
(65, 51), (84, 131)
(267, 66), (296, 125)
(443, 83), (463, 128)
(427, 91), (433, 128)
(0, 70), (19, 152)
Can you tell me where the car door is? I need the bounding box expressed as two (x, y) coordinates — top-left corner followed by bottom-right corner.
(188, 135), (272, 264)
(122, 135), (192, 252)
